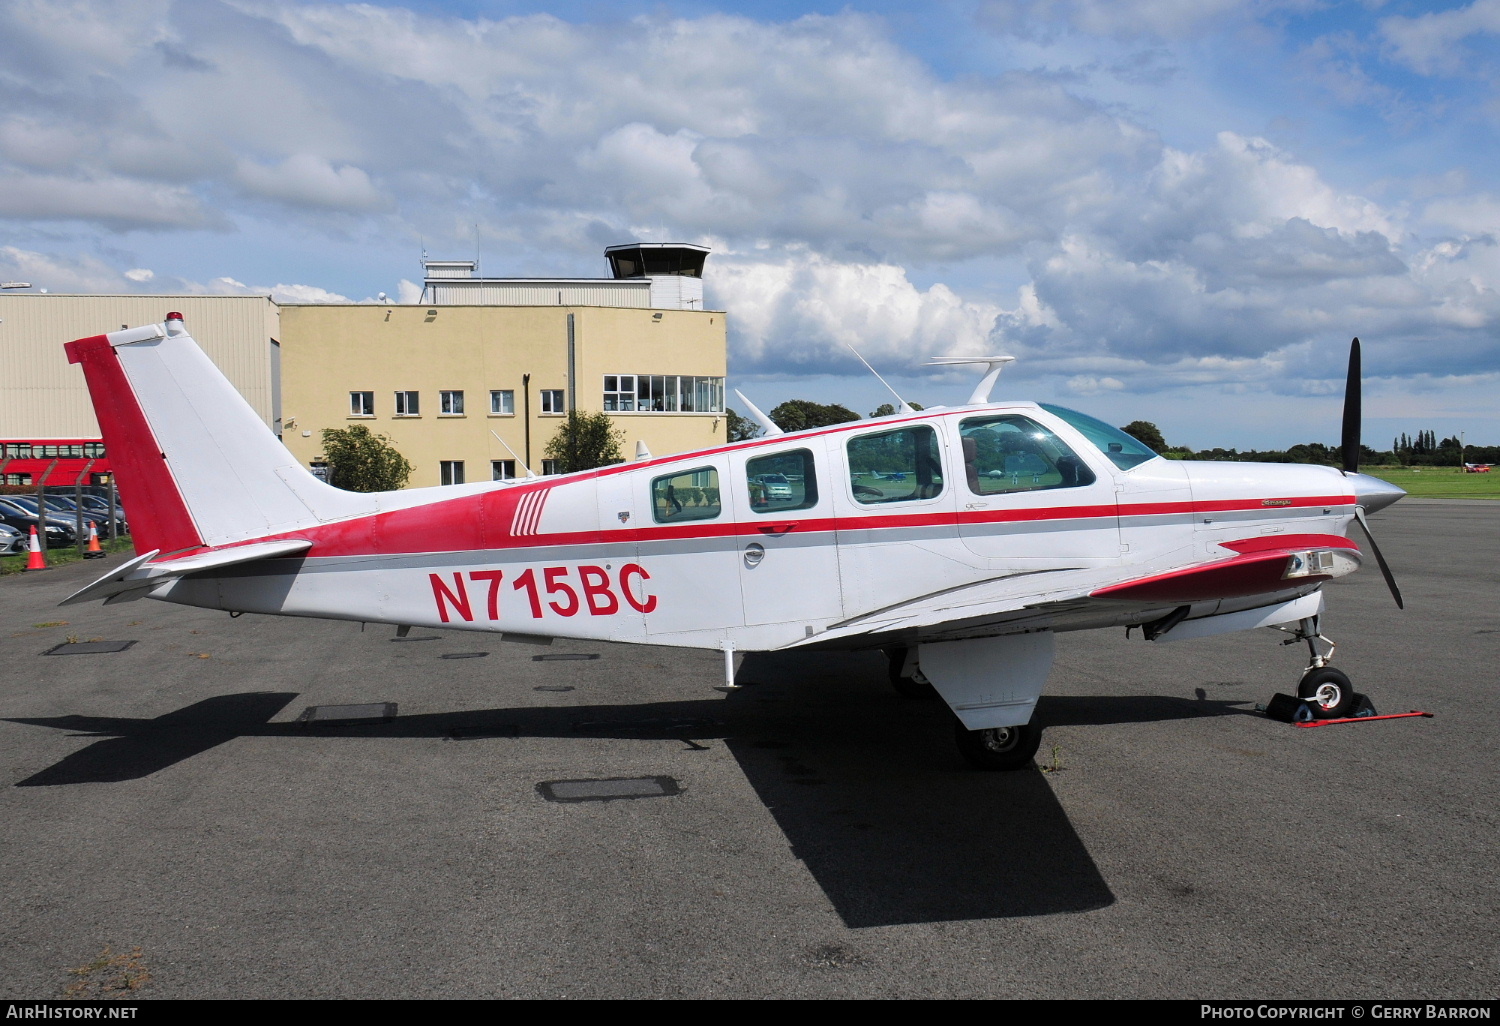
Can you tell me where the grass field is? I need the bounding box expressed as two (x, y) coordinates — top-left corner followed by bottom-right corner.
(1361, 466), (1500, 500)
(0, 535), (134, 576)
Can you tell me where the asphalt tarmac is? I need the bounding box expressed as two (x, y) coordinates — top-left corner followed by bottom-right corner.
(0, 500), (1494, 999)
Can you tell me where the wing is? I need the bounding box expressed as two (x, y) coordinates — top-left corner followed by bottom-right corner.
(798, 533), (1361, 648)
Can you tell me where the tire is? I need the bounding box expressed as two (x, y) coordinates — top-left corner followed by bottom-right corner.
(954, 721), (1043, 771)
(1298, 667), (1356, 719)
(886, 648), (937, 700)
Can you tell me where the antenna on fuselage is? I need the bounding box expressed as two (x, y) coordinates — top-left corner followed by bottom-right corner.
(846, 345), (913, 414)
(926, 355), (1016, 405)
(490, 429), (537, 478)
(732, 390), (784, 437)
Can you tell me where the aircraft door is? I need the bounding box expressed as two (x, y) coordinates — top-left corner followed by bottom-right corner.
(954, 413), (1120, 566)
(729, 444), (844, 627)
(638, 460), (747, 637)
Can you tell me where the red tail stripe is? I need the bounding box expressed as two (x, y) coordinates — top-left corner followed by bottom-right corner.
(64, 335), (201, 556)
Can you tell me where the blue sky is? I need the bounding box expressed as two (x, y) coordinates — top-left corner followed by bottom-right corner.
(2, 0), (1497, 449)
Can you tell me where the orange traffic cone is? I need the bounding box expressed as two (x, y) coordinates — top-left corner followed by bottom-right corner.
(23, 526), (48, 571)
(84, 521), (105, 559)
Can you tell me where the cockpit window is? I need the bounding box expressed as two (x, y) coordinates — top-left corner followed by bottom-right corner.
(959, 415), (1096, 495)
(1040, 404), (1160, 470)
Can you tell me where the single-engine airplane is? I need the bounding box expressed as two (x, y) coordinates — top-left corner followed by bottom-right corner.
(59, 315), (1406, 768)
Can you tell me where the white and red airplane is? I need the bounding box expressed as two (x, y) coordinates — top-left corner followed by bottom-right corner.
(59, 314), (1405, 768)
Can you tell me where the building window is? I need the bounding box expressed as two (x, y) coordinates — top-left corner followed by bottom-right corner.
(350, 391), (375, 417)
(541, 459), (561, 475)
(394, 391), (420, 416)
(604, 374), (723, 413)
(440, 460), (465, 486)
(651, 467), (722, 523)
(490, 390), (514, 416)
(491, 460), (516, 481)
(440, 390), (465, 415)
(540, 390), (566, 415)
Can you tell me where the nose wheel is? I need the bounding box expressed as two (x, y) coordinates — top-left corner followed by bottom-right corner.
(1275, 615), (1359, 720)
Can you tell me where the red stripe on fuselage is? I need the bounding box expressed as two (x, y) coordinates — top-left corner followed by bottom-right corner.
(145, 476), (1354, 563)
(64, 335), (202, 556)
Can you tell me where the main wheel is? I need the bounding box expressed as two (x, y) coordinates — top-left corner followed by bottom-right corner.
(1298, 666), (1356, 719)
(886, 647), (937, 700)
(955, 721), (1043, 771)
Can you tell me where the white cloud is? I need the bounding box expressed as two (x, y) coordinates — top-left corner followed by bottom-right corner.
(235, 154), (388, 212)
(1380, 0), (1500, 75)
(124, 268), (154, 282)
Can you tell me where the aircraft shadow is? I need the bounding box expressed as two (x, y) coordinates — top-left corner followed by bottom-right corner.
(9, 667), (1241, 925)
(724, 651), (1120, 927)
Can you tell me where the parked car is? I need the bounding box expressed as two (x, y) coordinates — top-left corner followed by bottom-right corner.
(755, 474), (793, 500)
(0, 523), (26, 556)
(36, 494), (127, 536)
(0, 498), (77, 545)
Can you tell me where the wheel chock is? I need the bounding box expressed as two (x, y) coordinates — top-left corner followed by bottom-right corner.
(1294, 710), (1433, 728)
(1261, 692), (1314, 723)
(1349, 693), (1377, 718)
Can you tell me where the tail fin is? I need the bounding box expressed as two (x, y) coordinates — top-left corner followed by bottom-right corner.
(66, 314), (373, 555)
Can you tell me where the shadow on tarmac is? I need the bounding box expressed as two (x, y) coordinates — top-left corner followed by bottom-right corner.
(6, 653), (1255, 924)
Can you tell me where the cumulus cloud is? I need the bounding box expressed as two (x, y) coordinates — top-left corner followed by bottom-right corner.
(0, 0), (1493, 426)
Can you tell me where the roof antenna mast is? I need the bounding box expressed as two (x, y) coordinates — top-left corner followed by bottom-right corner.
(926, 355), (1016, 405)
(846, 344), (913, 414)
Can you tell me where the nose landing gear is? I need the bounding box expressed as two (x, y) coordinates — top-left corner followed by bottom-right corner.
(1275, 615), (1358, 719)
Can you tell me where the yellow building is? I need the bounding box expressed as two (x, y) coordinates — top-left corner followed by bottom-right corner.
(280, 246), (726, 486)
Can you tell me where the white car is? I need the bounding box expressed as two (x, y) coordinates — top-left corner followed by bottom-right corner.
(756, 474), (793, 499)
(0, 522), (26, 555)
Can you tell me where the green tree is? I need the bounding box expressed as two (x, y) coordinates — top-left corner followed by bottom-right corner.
(319, 425), (413, 492)
(726, 408), (761, 442)
(1119, 420), (1167, 452)
(543, 410), (626, 473)
(769, 399), (861, 433)
(869, 401), (924, 418)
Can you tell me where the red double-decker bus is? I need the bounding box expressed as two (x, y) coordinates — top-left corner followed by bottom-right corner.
(0, 439), (113, 488)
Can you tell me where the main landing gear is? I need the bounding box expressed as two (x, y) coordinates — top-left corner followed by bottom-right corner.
(1276, 615), (1358, 719)
(887, 645), (1044, 770)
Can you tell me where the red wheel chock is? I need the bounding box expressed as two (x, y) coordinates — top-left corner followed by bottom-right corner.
(1294, 711), (1434, 728)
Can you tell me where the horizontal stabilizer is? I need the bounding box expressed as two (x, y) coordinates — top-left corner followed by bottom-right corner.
(60, 540), (312, 606)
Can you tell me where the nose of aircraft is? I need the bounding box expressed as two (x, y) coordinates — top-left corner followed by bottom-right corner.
(1346, 471), (1406, 514)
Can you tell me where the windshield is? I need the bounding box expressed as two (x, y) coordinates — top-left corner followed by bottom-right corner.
(1040, 404), (1160, 470)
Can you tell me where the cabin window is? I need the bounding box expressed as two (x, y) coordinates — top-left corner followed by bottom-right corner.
(651, 467), (721, 523)
(746, 449), (818, 513)
(846, 425), (944, 504)
(1039, 404), (1159, 470)
(959, 415), (1097, 495)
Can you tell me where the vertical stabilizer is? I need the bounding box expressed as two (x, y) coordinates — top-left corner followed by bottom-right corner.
(67, 315), (375, 555)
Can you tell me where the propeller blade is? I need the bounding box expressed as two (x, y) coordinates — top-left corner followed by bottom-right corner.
(1342, 337), (1361, 474)
(1353, 506), (1404, 610)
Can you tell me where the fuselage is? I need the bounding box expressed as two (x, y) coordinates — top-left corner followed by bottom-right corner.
(151, 401), (1369, 653)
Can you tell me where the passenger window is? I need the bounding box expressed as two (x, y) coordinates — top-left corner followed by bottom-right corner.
(746, 449), (818, 514)
(846, 425), (944, 504)
(652, 467), (721, 523)
(959, 415), (1096, 495)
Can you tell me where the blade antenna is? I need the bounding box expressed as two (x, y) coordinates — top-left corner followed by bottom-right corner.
(732, 390), (784, 437)
(490, 429), (536, 478)
(925, 355), (1016, 404)
(846, 344), (913, 413)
